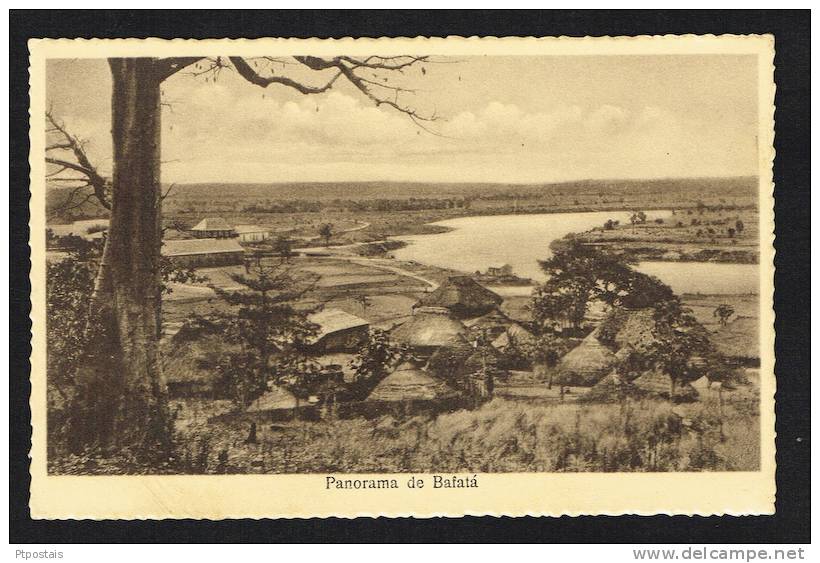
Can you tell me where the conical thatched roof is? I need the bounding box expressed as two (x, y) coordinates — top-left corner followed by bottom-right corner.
(414, 276), (502, 317)
(490, 322), (536, 350)
(711, 317), (759, 360)
(557, 332), (617, 385)
(246, 385), (299, 413)
(632, 370), (673, 395)
(463, 307), (511, 331)
(391, 308), (467, 350)
(367, 362), (457, 402)
(464, 346), (502, 373)
(162, 334), (230, 386)
(597, 307), (657, 350)
(631, 370), (698, 401)
(583, 370), (640, 402)
(691, 375), (711, 392)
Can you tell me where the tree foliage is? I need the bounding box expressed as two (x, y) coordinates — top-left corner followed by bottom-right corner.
(209, 256), (319, 406)
(532, 240), (636, 332)
(713, 304), (735, 326)
(350, 329), (403, 383)
(46, 240), (100, 403)
(318, 223), (334, 246)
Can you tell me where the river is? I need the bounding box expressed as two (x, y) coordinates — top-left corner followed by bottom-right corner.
(391, 211), (759, 296)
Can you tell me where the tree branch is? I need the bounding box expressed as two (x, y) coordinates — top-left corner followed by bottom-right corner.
(154, 57), (206, 82)
(229, 56), (343, 94)
(46, 111), (111, 210)
(229, 55), (438, 129)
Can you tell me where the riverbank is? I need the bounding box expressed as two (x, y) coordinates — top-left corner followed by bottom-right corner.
(562, 206), (759, 264)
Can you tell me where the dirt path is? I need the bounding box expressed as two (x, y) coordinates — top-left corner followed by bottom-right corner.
(342, 256), (439, 290)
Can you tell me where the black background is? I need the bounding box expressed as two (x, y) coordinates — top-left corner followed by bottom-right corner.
(9, 9), (810, 544)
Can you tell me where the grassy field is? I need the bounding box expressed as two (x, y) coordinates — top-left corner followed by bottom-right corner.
(147, 379), (758, 475)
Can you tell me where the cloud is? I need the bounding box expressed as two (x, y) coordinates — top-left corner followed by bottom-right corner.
(46, 56), (758, 184)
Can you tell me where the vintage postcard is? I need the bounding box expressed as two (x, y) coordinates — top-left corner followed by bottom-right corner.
(28, 35), (775, 519)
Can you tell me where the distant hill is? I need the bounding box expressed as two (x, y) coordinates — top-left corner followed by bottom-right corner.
(165, 176), (759, 201)
(47, 176), (758, 223)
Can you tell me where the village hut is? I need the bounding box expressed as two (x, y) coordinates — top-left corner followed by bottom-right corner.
(462, 347), (506, 399)
(632, 369), (674, 395)
(161, 237), (245, 268)
(464, 308), (518, 341)
(596, 307), (657, 350)
(314, 352), (357, 383)
(246, 385), (303, 420)
(365, 361), (459, 415)
(690, 375), (712, 398)
(413, 276), (503, 318)
(162, 333), (228, 397)
(710, 316), (759, 366)
(556, 331), (617, 386)
(584, 370), (639, 402)
(390, 307), (468, 356)
(631, 370), (697, 401)
(306, 308), (370, 353)
(190, 217), (236, 239)
(490, 323), (536, 351)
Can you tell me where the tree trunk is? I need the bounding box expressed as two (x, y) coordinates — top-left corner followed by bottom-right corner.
(69, 58), (169, 457)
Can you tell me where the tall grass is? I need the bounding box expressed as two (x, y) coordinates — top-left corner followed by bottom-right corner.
(49, 388), (758, 475)
(152, 389), (759, 474)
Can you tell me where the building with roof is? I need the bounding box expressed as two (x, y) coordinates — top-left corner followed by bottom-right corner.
(583, 370), (641, 403)
(162, 333), (229, 397)
(414, 276), (503, 318)
(246, 385), (306, 420)
(596, 307), (658, 350)
(307, 309), (370, 353)
(463, 308), (517, 341)
(485, 263), (514, 277)
(234, 224), (271, 243)
(631, 369), (697, 401)
(710, 316), (759, 365)
(556, 330), (617, 386)
(391, 307), (468, 356)
(366, 361), (458, 413)
(190, 217), (236, 239)
(162, 237), (245, 268)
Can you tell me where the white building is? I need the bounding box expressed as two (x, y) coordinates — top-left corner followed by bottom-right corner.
(234, 224), (270, 243)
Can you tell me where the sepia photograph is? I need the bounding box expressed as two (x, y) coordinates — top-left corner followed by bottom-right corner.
(26, 34), (777, 518)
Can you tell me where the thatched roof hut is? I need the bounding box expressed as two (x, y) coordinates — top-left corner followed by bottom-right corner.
(490, 323), (536, 350)
(367, 362), (458, 403)
(246, 385), (300, 414)
(632, 369), (673, 395)
(463, 308), (513, 338)
(596, 307), (657, 350)
(632, 370), (697, 401)
(162, 332), (230, 397)
(711, 316), (759, 363)
(584, 370), (639, 402)
(390, 307), (467, 354)
(306, 308), (370, 353)
(556, 331), (617, 386)
(414, 276), (502, 318)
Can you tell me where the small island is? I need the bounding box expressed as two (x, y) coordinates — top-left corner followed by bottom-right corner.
(561, 203), (759, 264)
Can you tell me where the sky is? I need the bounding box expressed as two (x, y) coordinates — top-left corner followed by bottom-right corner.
(46, 55), (759, 184)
